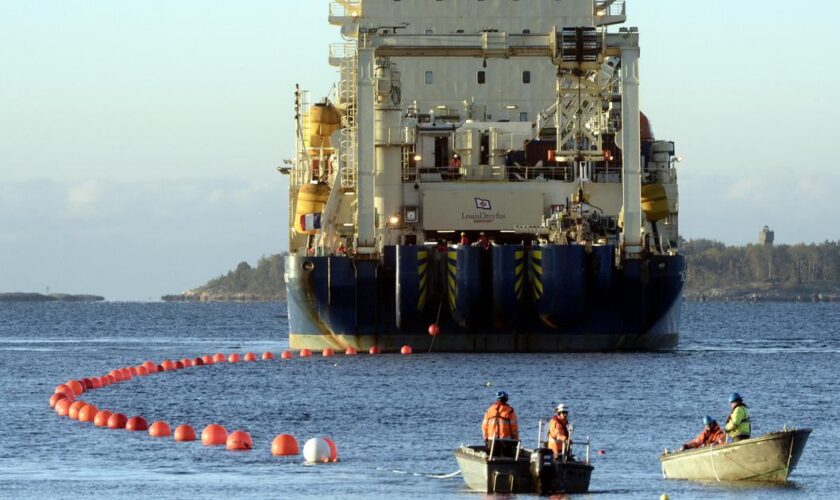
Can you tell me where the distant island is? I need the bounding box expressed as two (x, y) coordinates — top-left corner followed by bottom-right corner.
(162, 240), (840, 303)
(0, 292), (105, 303)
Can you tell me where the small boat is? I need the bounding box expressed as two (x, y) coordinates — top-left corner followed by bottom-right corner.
(659, 428), (811, 483)
(454, 440), (593, 494)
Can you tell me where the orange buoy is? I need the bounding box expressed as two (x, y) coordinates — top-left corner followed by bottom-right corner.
(78, 404), (99, 423)
(280, 350), (293, 360)
(94, 410), (113, 427)
(201, 355), (214, 364)
(53, 387), (75, 400)
(81, 378), (95, 390)
(228, 353), (242, 363)
(345, 347), (357, 356)
(148, 421), (171, 438)
(180, 358), (192, 368)
(226, 430), (253, 451)
(299, 349), (312, 358)
(323, 437), (339, 462)
(55, 398), (73, 417)
(174, 360), (185, 369)
(201, 424), (228, 446)
(109, 369), (124, 382)
(271, 434), (300, 456)
(54, 383), (73, 395)
(129, 366), (139, 376)
(428, 323), (440, 336)
(126, 416), (149, 431)
(192, 357), (205, 366)
(400, 345), (413, 355)
(90, 377), (102, 389)
(156, 364), (165, 372)
(136, 366), (149, 376)
(67, 380), (85, 396)
(369, 346), (380, 355)
(49, 392), (69, 408)
(262, 351), (275, 360)
(68, 401), (87, 420)
(104, 374), (116, 385)
(174, 424), (196, 442)
(107, 413), (128, 429)
(161, 360), (176, 371)
(142, 361), (158, 373)
(212, 353), (226, 363)
(120, 367), (133, 380)
(322, 348), (335, 357)
(244, 352), (257, 362)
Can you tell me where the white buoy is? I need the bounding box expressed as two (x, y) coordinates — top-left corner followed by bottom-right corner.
(303, 438), (331, 463)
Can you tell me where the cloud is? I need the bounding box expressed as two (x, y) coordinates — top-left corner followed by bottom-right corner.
(65, 180), (101, 215)
(724, 177), (761, 201)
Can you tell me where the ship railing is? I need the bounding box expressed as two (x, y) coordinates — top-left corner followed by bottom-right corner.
(329, 1), (361, 25)
(407, 165), (578, 183)
(329, 43), (355, 67)
(594, 0), (626, 26)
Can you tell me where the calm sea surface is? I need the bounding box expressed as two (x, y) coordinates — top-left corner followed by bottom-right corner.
(0, 302), (838, 499)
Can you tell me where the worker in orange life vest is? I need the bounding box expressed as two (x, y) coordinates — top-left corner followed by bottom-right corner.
(679, 415), (726, 451)
(548, 403), (570, 459)
(482, 391), (519, 448)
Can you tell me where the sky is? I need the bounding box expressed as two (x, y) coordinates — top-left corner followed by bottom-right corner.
(1, 0), (839, 300)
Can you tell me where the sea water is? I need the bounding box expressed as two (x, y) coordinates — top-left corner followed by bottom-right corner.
(0, 302), (838, 499)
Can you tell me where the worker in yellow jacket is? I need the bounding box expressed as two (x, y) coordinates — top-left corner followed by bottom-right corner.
(724, 392), (751, 442)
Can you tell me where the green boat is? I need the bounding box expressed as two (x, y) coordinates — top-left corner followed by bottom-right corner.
(659, 428), (811, 483)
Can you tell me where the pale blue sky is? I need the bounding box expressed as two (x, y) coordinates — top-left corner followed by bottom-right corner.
(1, 1), (838, 300)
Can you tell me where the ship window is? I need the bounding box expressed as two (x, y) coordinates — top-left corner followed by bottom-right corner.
(522, 29), (531, 34)
(424, 29), (433, 34)
(522, 71), (531, 84)
(456, 29), (464, 33)
(425, 71), (434, 84)
(477, 71), (486, 84)
(519, 112), (528, 122)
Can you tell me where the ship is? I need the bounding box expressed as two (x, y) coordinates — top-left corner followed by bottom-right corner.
(282, 0), (686, 352)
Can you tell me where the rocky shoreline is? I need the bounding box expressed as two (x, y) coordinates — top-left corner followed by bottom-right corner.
(0, 292), (105, 303)
(161, 291), (284, 302)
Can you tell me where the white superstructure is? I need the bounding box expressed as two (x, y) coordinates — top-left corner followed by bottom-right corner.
(288, 0), (679, 260)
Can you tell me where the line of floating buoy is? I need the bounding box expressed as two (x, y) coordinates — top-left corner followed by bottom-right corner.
(47, 350), (369, 461)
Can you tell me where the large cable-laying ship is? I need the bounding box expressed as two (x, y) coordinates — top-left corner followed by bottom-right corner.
(283, 0), (685, 352)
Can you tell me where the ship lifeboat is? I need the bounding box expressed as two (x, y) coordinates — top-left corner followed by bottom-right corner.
(294, 183), (330, 235)
(307, 102), (341, 149)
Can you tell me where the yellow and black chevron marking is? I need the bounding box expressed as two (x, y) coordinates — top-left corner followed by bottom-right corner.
(514, 249), (525, 301)
(417, 250), (428, 311)
(531, 249), (544, 300)
(447, 250), (458, 312)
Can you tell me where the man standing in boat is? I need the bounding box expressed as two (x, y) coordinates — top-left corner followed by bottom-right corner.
(724, 393), (751, 442)
(679, 416), (725, 451)
(548, 404), (571, 459)
(482, 391), (519, 454)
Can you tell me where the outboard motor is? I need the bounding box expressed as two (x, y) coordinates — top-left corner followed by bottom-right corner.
(529, 448), (556, 495)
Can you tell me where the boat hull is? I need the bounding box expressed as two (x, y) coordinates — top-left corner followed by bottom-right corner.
(285, 245), (685, 352)
(659, 429), (812, 483)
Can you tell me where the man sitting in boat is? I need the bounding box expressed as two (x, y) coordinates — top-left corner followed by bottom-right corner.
(724, 392), (751, 442)
(678, 415), (725, 451)
(548, 404), (570, 459)
(482, 391), (519, 456)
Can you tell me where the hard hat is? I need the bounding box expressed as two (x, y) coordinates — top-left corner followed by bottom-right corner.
(496, 391), (509, 402)
(703, 415), (715, 426)
(453, 153), (460, 158)
(729, 392), (742, 403)
(556, 403), (568, 414)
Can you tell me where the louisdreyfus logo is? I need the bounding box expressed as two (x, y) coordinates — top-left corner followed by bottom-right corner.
(474, 197), (492, 210)
(463, 197), (506, 223)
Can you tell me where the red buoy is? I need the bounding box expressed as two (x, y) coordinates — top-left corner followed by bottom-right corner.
(142, 361), (158, 373)
(54, 383), (73, 396)
(49, 392), (69, 408)
(90, 377), (102, 389)
(226, 430), (253, 451)
(120, 367), (133, 380)
(201, 355), (214, 365)
(212, 353), (226, 363)
(299, 349), (312, 358)
(136, 366), (149, 376)
(271, 434), (299, 456)
(68, 401), (86, 420)
(322, 348), (335, 357)
(244, 352), (257, 362)
(107, 413), (128, 429)
(161, 360), (176, 371)
(126, 416), (149, 431)
(180, 358), (193, 368)
(81, 378), (95, 390)
(192, 357), (205, 366)
(174, 360), (185, 369)
(428, 323), (440, 337)
(369, 346), (380, 355)
(323, 437), (339, 462)
(94, 410), (113, 427)
(78, 404), (99, 423)
(400, 345), (413, 355)
(228, 353), (241, 363)
(262, 351), (275, 360)
(173, 424), (196, 442)
(129, 367), (139, 377)
(280, 350), (293, 359)
(55, 399), (73, 417)
(66, 380), (85, 396)
(345, 347), (357, 356)
(201, 424), (228, 446)
(149, 421), (171, 438)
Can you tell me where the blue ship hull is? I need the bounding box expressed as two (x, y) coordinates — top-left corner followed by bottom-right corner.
(285, 245), (685, 352)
